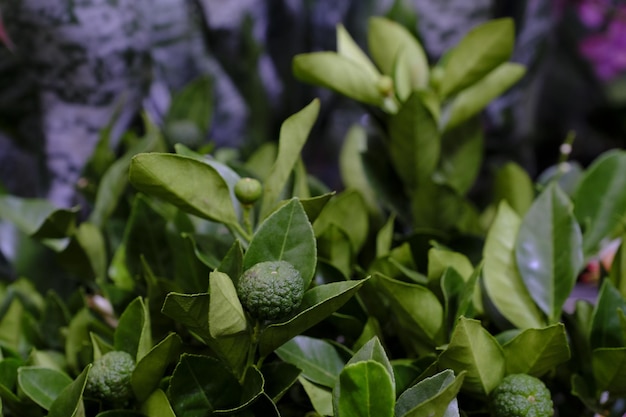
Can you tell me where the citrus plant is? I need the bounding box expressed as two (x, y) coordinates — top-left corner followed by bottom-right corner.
(0, 12), (624, 417)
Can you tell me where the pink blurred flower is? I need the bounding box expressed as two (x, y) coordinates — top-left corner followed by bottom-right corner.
(578, 2), (626, 80)
(577, 0), (610, 28)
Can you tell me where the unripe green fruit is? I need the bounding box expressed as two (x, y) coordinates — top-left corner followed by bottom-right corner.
(377, 75), (394, 96)
(237, 260), (305, 321)
(85, 351), (136, 406)
(490, 374), (553, 417)
(234, 177), (263, 205)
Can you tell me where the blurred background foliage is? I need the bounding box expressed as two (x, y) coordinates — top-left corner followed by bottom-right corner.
(0, 0), (625, 211)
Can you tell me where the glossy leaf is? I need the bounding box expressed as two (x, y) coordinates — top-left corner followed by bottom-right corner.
(428, 248), (474, 282)
(483, 202), (546, 329)
(502, 324), (571, 376)
(168, 354), (241, 416)
(114, 297), (152, 361)
(47, 364), (90, 417)
(300, 377), (333, 417)
(368, 16), (429, 88)
(333, 360), (395, 417)
(515, 184), (583, 321)
(293, 53), (382, 106)
(208, 271), (247, 338)
(444, 63), (525, 131)
(131, 333), (182, 402)
(89, 122), (163, 227)
(259, 279), (368, 358)
(436, 118), (483, 195)
(573, 150), (626, 256)
(300, 193), (335, 224)
(590, 280), (626, 349)
(161, 293), (249, 376)
(314, 190), (369, 255)
(259, 99), (320, 217)
(395, 369), (465, 417)
(609, 234), (626, 297)
(340, 125), (380, 217)
(217, 241), (244, 287)
(337, 24), (380, 80)
(140, 389), (177, 417)
(493, 162), (534, 216)
(245, 198), (316, 288)
(438, 18), (515, 98)
(388, 92), (440, 191)
(261, 362), (301, 402)
(592, 347), (626, 395)
(348, 337), (394, 385)
(129, 153), (238, 227)
(438, 317), (505, 396)
(17, 366), (72, 411)
(0, 196), (77, 239)
(275, 336), (345, 388)
(374, 273), (445, 354)
(317, 224), (353, 278)
(58, 222), (107, 282)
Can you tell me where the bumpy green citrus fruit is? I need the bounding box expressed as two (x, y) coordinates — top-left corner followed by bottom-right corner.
(234, 177), (263, 205)
(490, 374), (554, 417)
(85, 351), (136, 406)
(237, 260), (305, 321)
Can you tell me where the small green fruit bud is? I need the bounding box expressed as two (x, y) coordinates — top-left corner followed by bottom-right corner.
(235, 177), (263, 205)
(377, 75), (394, 96)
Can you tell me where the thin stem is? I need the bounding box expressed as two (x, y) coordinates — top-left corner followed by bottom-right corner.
(240, 318), (261, 384)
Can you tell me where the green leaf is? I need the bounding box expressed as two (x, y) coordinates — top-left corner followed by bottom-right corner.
(167, 354), (241, 416)
(337, 24), (380, 81)
(436, 118), (484, 195)
(317, 224), (353, 278)
(395, 369), (465, 417)
(573, 150), (626, 256)
(368, 16), (429, 89)
(348, 337), (394, 386)
(300, 377), (333, 417)
(300, 193), (335, 224)
(161, 293), (249, 376)
(47, 364), (90, 417)
(114, 297), (152, 361)
(493, 162), (534, 216)
(260, 99), (320, 218)
(275, 336), (345, 389)
(58, 222), (107, 282)
(438, 18), (515, 98)
(592, 347), (626, 395)
(502, 324), (571, 376)
(293, 53), (382, 107)
(89, 121), (163, 227)
(590, 280), (626, 349)
(261, 362), (301, 402)
(259, 279), (368, 358)
(333, 361), (394, 417)
(245, 198), (316, 288)
(388, 92), (440, 191)
(609, 234), (626, 297)
(17, 366), (72, 411)
(131, 333), (182, 402)
(164, 76), (212, 146)
(428, 248), (474, 283)
(515, 184), (583, 321)
(0, 196), (77, 239)
(215, 366), (265, 414)
(374, 274), (445, 354)
(482, 202), (546, 329)
(129, 153), (238, 227)
(217, 241), (244, 288)
(140, 389), (177, 417)
(444, 63), (525, 131)
(314, 190), (369, 255)
(438, 317), (505, 396)
(340, 125), (380, 217)
(208, 271), (247, 338)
